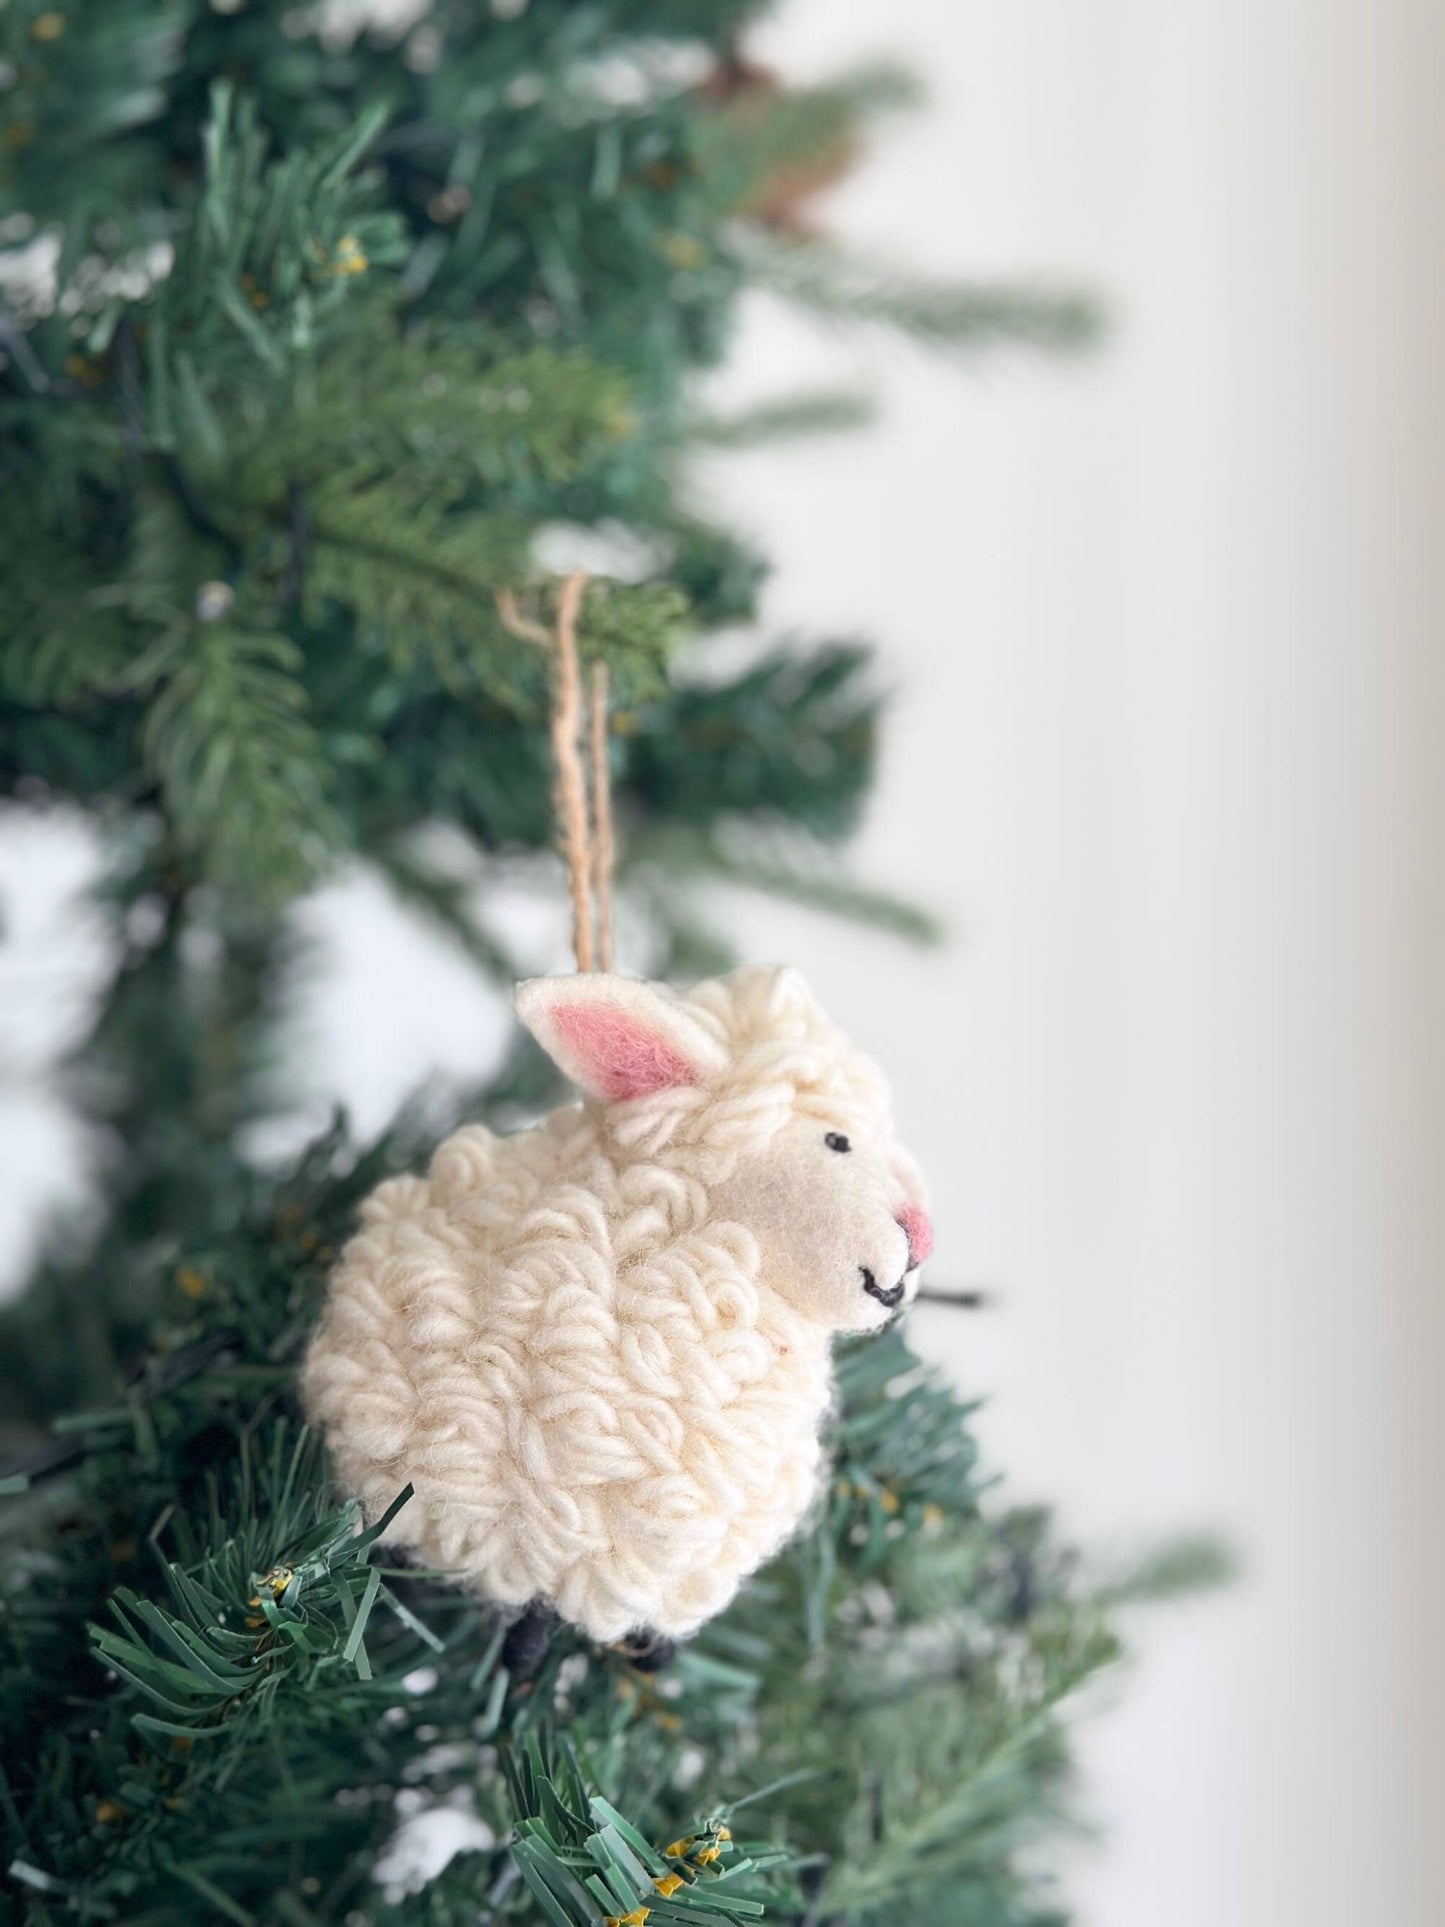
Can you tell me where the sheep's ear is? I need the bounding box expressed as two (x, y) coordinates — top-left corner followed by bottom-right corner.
(725, 962), (818, 1020)
(515, 974), (728, 1104)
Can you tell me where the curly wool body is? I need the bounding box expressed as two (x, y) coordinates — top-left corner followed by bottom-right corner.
(302, 966), (931, 1643)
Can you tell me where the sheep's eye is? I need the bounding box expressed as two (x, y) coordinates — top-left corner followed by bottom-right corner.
(824, 1132), (851, 1154)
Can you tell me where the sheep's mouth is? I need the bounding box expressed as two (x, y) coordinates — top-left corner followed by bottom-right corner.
(860, 1267), (905, 1311)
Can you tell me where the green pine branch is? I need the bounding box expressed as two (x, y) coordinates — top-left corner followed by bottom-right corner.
(690, 391), (877, 449)
(506, 1730), (798, 1927)
(145, 82), (405, 443)
(128, 618), (342, 900)
(91, 1431), (417, 1737)
(745, 234), (1103, 352)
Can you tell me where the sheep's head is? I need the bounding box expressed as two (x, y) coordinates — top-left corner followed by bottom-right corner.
(516, 966), (932, 1334)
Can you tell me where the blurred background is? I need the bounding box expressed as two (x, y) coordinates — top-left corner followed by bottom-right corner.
(3, 2), (1443, 1922)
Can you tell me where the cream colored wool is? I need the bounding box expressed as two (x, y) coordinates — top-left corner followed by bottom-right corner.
(301, 965), (930, 1643)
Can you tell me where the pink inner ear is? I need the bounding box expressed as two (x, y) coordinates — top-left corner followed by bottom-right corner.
(550, 1003), (700, 1102)
(896, 1204), (934, 1266)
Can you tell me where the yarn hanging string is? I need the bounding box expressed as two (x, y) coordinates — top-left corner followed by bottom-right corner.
(588, 658), (614, 972)
(496, 572), (615, 972)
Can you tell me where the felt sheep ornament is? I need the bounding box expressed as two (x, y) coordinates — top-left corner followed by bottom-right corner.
(302, 964), (932, 1646)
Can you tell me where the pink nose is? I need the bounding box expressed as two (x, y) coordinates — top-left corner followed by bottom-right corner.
(896, 1204), (933, 1267)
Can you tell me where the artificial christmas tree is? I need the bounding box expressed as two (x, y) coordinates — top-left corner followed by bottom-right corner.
(0, 5), (1214, 1921)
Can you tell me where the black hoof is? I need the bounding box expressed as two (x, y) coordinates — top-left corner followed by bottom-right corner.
(616, 1630), (676, 1673)
(502, 1599), (556, 1680)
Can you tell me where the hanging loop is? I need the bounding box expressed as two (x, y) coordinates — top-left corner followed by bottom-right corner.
(497, 572), (615, 973)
